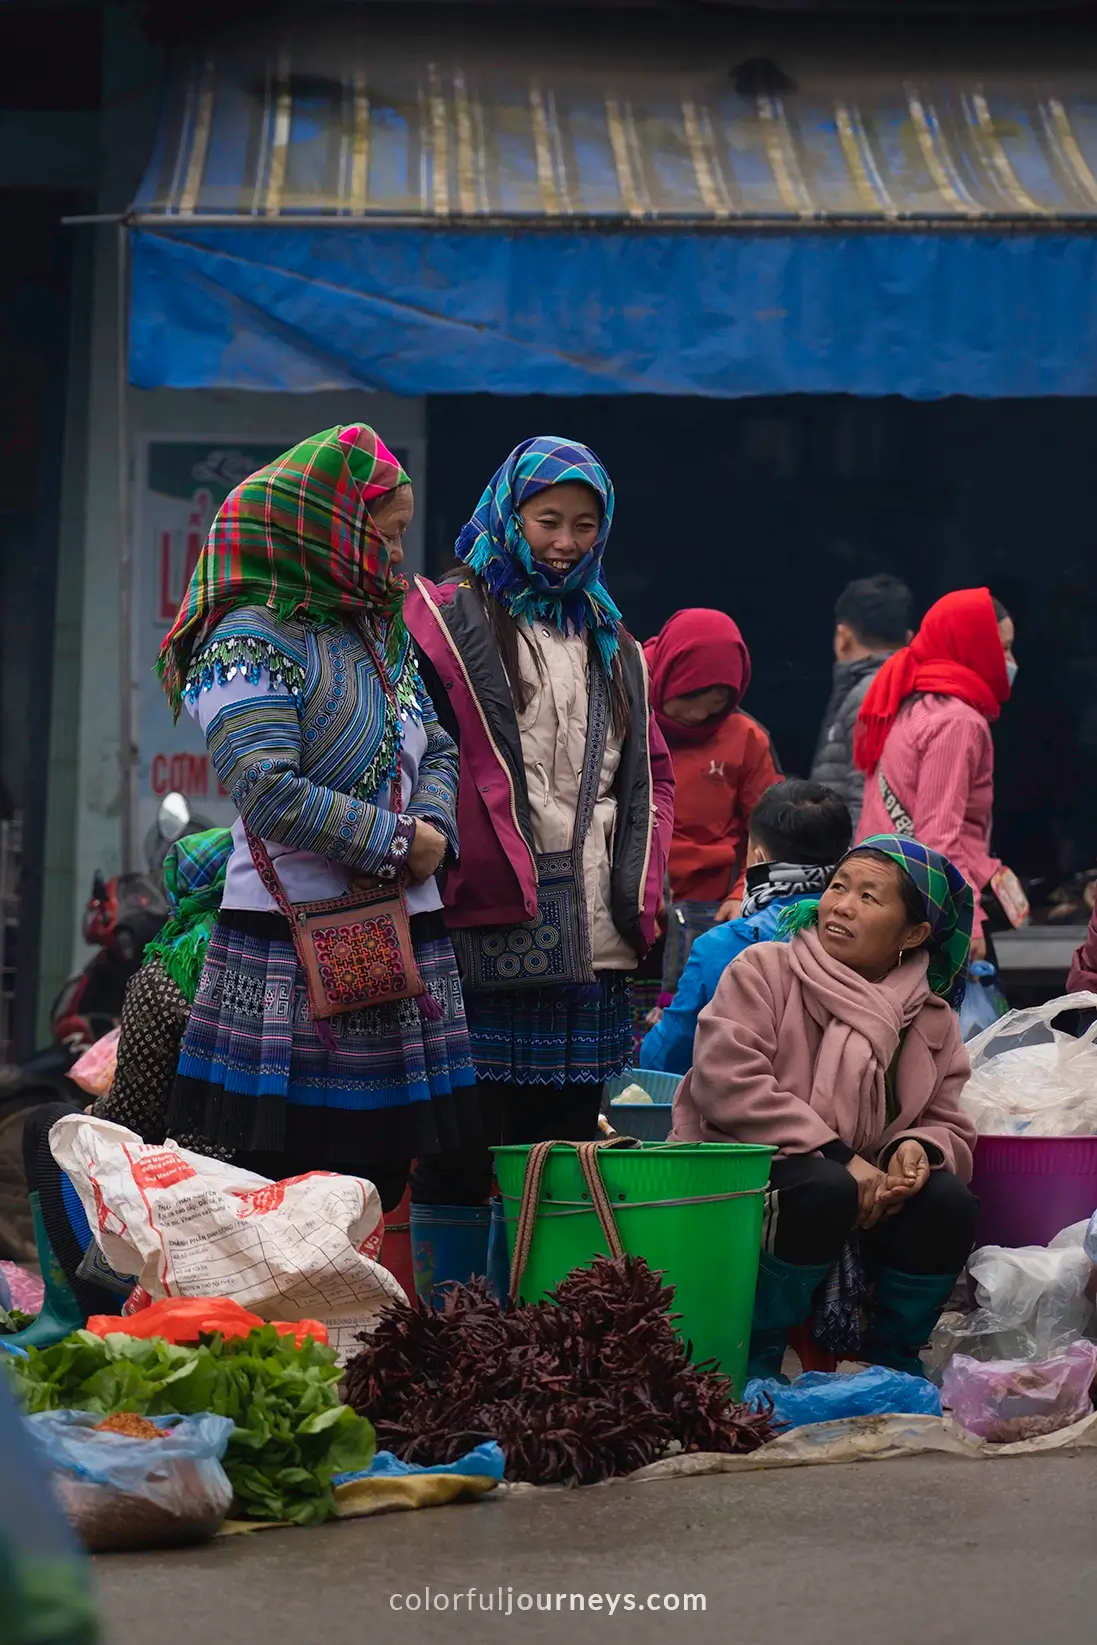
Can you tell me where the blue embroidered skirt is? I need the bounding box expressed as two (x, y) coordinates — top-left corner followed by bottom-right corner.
(463, 974), (632, 1087)
(169, 910), (479, 1164)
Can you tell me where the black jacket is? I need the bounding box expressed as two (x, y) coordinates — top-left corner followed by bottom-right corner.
(810, 654), (893, 827)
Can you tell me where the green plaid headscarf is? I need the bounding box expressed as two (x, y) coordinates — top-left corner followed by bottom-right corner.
(142, 828), (233, 1004)
(158, 424), (411, 719)
(781, 833), (974, 1006)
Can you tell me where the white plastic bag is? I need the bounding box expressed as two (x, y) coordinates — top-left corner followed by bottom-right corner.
(49, 1116), (406, 1359)
(960, 991), (1097, 1136)
(957, 962), (1009, 1043)
(931, 1242), (1095, 1367)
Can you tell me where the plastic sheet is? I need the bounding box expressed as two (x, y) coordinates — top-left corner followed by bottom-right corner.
(613, 1408), (1097, 1482)
(743, 1367), (941, 1429)
(335, 1442), (505, 1485)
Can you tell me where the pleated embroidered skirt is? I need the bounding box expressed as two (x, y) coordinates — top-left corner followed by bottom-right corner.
(168, 908), (480, 1165)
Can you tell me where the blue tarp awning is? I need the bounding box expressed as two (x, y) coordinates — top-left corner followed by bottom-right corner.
(129, 11), (1097, 398)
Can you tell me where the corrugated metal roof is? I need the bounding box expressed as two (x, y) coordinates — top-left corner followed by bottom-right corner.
(135, 17), (1097, 223)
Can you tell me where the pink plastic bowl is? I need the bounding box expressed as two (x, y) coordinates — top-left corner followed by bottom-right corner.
(970, 1135), (1097, 1250)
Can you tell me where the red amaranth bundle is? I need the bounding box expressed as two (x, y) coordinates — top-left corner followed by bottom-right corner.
(344, 1254), (775, 1485)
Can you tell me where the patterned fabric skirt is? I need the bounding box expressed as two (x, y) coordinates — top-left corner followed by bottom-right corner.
(628, 979), (664, 1065)
(464, 973), (632, 1087)
(168, 909), (479, 1165)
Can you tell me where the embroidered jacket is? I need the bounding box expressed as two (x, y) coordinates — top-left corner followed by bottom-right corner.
(185, 605), (459, 880)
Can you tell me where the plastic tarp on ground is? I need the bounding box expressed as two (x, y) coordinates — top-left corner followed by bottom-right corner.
(130, 225), (1097, 398)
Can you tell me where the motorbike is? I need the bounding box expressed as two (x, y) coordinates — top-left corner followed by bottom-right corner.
(0, 793), (210, 1259)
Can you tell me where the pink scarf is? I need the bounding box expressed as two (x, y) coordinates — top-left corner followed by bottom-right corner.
(787, 928), (932, 1154)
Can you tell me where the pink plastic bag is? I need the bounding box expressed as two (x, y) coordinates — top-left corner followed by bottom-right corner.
(68, 1027), (120, 1097)
(0, 1261), (43, 1315)
(942, 1340), (1097, 1442)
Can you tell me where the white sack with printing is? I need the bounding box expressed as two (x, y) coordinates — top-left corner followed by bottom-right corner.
(49, 1115), (405, 1358)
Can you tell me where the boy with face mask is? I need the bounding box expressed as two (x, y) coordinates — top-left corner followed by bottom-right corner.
(640, 780), (852, 1076)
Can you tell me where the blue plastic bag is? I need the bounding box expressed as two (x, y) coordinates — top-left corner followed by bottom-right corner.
(958, 961), (1009, 1042)
(744, 1366), (942, 1429)
(335, 1441), (505, 1486)
(28, 1412), (235, 1551)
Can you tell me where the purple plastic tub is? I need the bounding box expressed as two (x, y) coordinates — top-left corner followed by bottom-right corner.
(970, 1135), (1097, 1250)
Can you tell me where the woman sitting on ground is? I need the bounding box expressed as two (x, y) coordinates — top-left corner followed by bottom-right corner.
(671, 835), (979, 1379)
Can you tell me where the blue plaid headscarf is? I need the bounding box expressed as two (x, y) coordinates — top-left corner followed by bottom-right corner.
(455, 436), (623, 670)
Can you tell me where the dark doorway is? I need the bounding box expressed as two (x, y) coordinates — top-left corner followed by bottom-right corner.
(426, 392), (1097, 906)
(0, 188), (88, 1059)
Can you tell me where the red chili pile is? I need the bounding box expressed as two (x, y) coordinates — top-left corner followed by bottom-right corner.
(344, 1254), (775, 1486)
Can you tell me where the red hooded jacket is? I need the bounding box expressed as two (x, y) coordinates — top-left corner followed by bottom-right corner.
(645, 609), (780, 904)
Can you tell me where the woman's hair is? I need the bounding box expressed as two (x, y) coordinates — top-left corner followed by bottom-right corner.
(843, 847), (928, 936)
(750, 780), (852, 866)
(991, 596), (1010, 623)
(469, 573), (632, 737)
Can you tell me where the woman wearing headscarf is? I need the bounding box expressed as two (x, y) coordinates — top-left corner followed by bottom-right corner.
(156, 425), (479, 1214)
(672, 836), (979, 1379)
(13, 829), (234, 1348)
(855, 588), (1018, 960)
(645, 611), (780, 980)
(405, 437), (674, 1283)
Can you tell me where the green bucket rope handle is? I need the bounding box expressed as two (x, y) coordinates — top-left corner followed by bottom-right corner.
(508, 1136), (640, 1305)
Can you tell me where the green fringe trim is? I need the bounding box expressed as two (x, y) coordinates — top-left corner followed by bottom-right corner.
(777, 897), (822, 939)
(143, 904), (219, 1005)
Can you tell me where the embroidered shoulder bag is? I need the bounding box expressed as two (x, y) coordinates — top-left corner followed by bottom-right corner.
(246, 625), (424, 1021)
(451, 662), (611, 992)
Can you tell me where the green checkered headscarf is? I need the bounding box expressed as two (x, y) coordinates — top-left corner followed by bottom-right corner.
(142, 828), (233, 1004)
(780, 833), (974, 1006)
(157, 425), (411, 719)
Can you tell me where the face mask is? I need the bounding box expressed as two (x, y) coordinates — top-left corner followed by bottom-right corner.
(1006, 659), (1019, 687)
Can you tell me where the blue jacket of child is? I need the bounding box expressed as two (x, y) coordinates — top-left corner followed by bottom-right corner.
(639, 896), (803, 1076)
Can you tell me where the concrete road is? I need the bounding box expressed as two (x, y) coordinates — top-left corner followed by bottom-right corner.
(94, 1457), (1097, 1645)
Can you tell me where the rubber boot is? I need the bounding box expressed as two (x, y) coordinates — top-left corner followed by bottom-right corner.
(747, 1250), (832, 1381)
(861, 1268), (958, 1378)
(6, 1192), (86, 1349)
(409, 1203), (491, 1307)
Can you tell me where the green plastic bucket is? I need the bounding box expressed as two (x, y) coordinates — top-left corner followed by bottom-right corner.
(492, 1141), (773, 1394)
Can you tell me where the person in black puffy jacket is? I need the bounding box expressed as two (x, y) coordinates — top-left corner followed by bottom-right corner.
(811, 575), (913, 828)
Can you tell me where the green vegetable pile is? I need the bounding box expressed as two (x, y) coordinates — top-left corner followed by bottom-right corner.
(8, 1327), (375, 1526)
(6, 1555), (100, 1645)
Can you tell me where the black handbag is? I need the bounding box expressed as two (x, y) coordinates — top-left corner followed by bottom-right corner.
(452, 663), (610, 992)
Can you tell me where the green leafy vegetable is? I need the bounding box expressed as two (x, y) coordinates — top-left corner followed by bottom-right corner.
(8, 1556), (100, 1645)
(7, 1327), (375, 1526)
(0, 1305), (34, 1335)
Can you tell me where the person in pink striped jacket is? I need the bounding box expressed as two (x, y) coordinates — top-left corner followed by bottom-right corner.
(854, 588), (1017, 960)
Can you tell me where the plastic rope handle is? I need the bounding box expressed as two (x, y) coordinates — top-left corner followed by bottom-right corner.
(507, 1136), (639, 1305)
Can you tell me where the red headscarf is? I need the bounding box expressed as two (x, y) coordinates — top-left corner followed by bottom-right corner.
(644, 608), (751, 747)
(854, 587), (1010, 775)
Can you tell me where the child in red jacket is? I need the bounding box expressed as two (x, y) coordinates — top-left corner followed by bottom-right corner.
(645, 610), (780, 989)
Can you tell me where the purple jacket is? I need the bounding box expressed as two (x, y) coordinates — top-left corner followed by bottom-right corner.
(406, 575), (674, 955)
